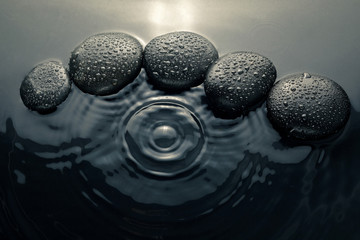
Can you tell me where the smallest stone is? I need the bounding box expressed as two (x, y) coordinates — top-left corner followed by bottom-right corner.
(20, 60), (71, 113)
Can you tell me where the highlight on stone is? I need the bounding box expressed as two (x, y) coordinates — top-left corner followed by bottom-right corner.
(20, 60), (71, 113)
(266, 73), (351, 140)
(69, 32), (143, 96)
(204, 51), (277, 118)
(143, 31), (218, 91)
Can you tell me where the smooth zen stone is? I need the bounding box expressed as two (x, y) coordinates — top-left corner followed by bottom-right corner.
(266, 73), (351, 140)
(144, 31), (218, 91)
(20, 60), (71, 113)
(69, 32), (143, 96)
(204, 51), (277, 118)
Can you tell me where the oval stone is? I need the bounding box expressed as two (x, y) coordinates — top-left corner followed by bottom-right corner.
(266, 73), (351, 140)
(204, 51), (277, 118)
(69, 32), (143, 96)
(144, 31), (218, 91)
(20, 60), (71, 113)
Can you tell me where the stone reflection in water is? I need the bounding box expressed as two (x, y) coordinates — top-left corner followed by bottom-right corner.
(1, 72), (359, 240)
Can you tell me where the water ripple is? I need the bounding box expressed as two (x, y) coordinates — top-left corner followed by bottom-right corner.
(1, 70), (357, 239)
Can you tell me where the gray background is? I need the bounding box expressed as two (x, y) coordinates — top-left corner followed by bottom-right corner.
(1, 0), (359, 119)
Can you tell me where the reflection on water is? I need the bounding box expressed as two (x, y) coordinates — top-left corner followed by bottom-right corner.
(1, 0), (360, 239)
(1, 72), (360, 239)
(148, 0), (195, 34)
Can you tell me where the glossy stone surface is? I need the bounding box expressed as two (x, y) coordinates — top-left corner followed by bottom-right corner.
(69, 32), (143, 95)
(266, 73), (351, 140)
(20, 60), (71, 113)
(204, 52), (276, 118)
(144, 31), (218, 91)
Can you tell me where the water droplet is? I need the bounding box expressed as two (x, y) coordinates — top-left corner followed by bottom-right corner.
(303, 73), (311, 78)
(124, 101), (204, 176)
(152, 125), (178, 149)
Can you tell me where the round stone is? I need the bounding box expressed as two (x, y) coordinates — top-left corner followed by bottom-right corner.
(69, 32), (143, 96)
(20, 60), (71, 113)
(143, 31), (218, 91)
(266, 73), (351, 140)
(204, 51), (277, 118)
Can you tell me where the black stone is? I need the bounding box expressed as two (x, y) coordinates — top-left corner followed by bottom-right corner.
(20, 60), (71, 113)
(144, 31), (218, 91)
(69, 32), (143, 96)
(266, 73), (351, 140)
(204, 51), (277, 118)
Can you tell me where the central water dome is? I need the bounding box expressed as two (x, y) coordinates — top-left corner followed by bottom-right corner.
(124, 101), (205, 177)
(151, 124), (178, 149)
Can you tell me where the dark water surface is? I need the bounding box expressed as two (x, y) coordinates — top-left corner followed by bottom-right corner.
(1, 0), (360, 239)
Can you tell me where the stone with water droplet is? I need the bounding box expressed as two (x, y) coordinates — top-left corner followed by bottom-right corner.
(20, 60), (71, 113)
(204, 52), (277, 118)
(144, 31), (218, 91)
(69, 32), (143, 95)
(266, 73), (351, 140)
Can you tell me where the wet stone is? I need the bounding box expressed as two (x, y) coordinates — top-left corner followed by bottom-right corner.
(20, 60), (71, 113)
(204, 51), (277, 118)
(143, 31), (218, 91)
(69, 32), (143, 95)
(266, 73), (351, 140)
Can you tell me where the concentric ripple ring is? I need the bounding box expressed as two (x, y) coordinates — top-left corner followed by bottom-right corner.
(122, 98), (206, 177)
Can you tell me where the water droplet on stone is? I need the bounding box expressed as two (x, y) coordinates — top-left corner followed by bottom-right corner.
(303, 73), (311, 78)
(204, 51), (277, 118)
(20, 60), (71, 113)
(267, 73), (351, 140)
(144, 31), (218, 91)
(69, 32), (143, 95)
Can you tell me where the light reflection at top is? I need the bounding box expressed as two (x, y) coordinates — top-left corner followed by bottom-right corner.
(147, 0), (194, 34)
